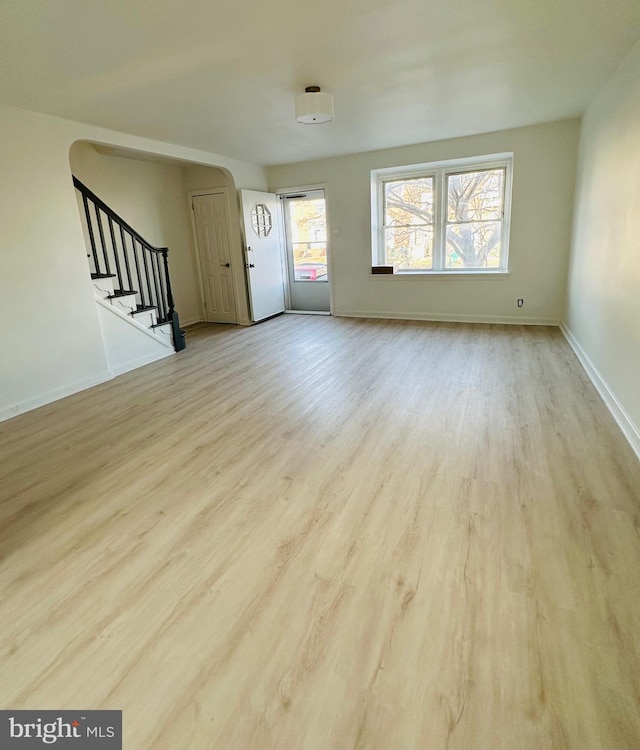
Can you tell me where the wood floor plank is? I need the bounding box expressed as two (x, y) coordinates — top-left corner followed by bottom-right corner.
(1, 316), (640, 749)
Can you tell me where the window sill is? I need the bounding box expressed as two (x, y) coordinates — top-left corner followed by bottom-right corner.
(371, 270), (511, 279)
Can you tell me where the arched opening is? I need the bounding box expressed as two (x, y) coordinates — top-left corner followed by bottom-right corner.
(68, 140), (250, 330)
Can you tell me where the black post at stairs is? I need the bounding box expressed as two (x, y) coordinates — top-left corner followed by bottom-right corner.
(162, 248), (186, 352)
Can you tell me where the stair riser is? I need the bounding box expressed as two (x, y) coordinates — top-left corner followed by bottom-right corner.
(153, 324), (173, 343)
(132, 310), (158, 329)
(110, 294), (138, 315)
(92, 278), (116, 299)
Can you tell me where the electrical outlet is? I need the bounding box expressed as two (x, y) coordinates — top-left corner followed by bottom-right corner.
(517, 298), (524, 308)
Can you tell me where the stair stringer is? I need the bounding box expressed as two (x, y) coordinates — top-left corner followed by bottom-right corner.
(95, 294), (173, 377)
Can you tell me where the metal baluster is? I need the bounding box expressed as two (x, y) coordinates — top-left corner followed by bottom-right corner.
(150, 251), (163, 321)
(162, 253), (175, 318)
(107, 217), (124, 291)
(141, 245), (154, 312)
(94, 205), (111, 276)
(119, 226), (134, 298)
(82, 194), (100, 275)
(156, 253), (167, 322)
(130, 236), (145, 308)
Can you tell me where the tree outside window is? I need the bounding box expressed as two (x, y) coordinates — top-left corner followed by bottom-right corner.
(375, 157), (511, 273)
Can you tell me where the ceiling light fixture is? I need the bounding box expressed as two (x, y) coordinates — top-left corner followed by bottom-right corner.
(295, 86), (334, 124)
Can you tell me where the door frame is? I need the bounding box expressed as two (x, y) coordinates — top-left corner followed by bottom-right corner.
(188, 187), (239, 324)
(274, 183), (333, 315)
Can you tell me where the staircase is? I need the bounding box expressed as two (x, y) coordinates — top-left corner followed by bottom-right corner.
(73, 176), (186, 352)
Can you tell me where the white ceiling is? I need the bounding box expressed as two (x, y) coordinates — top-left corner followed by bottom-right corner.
(1, 0), (639, 166)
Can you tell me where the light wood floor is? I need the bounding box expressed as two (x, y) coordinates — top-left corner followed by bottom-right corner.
(1, 316), (640, 750)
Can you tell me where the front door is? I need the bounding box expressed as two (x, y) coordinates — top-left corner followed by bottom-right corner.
(240, 190), (286, 322)
(281, 190), (330, 312)
(192, 192), (237, 324)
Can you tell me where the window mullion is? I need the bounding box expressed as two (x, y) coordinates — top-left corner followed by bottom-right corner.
(378, 177), (385, 265)
(434, 169), (446, 271)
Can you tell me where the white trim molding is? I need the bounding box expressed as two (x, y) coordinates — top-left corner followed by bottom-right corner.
(95, 294), (173, 347)
(95, 294), (174, 378)
(108, 351), (172, 377)
(0, 372), (110, 423)
(334, 310), (559, 326)
(1, 297), (176, 422)
(561, 323), (640, 462)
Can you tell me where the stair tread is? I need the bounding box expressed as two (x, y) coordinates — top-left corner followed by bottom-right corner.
(91, 273), (117, 279)
(151, 320), (172, 329)
(109, 290), (138, 298)
(132, 304), (157, 314)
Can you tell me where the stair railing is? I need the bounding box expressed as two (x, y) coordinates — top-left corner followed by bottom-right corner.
(73, 176), (184, 351)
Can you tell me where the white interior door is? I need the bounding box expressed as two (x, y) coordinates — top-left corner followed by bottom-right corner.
(192, 192), (237, 324)
(241, 190), (285, 322)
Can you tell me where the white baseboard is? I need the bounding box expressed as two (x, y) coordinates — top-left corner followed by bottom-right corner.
(284, 309), (331, 316)
(109, 349), (173, 377)
(0, 348), (173, 423)
(333, 310), (559, 326)
(0, 372), (111, 423)
(560, 323), (640, 462)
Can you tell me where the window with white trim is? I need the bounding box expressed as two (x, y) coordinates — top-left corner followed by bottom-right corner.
(371, 154), (513, 273)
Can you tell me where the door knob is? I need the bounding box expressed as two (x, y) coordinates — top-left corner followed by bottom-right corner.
(247, 263), (255, 268)
(220, 262), (230, 267)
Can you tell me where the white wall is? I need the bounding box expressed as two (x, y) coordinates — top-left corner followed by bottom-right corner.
(563, 39), (640, 458)
(0, 103), (266, 421)
(182, 164), (233, 191)
(267, 120), (580, 324)
(70, 142), (202, 326)
(0, 106), (108, 420)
